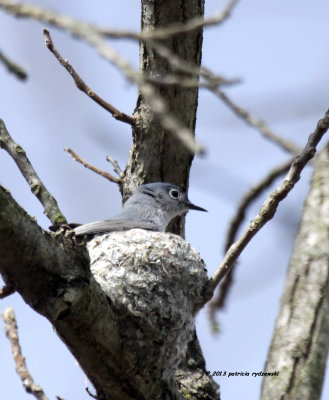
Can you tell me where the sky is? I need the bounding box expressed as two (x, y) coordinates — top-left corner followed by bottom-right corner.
(1, 1), (329, 399)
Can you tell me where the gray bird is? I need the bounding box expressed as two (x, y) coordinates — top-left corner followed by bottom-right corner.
(73, 182), (206, 237)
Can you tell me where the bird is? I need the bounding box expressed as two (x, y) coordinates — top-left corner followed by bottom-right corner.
(73, 182), (207, 238)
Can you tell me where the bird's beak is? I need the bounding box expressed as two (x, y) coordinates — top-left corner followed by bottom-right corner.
(187, 201), (207, 212)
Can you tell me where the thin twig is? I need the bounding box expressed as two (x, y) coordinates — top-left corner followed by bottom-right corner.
(45, 29), (204, 154)
(85, 387), (101, 399)
(203, 108), (329, 304)
(214, 89), (302, 155)
(64, 148), (120, 183)
(0, 283), (16, 299)
(101, 0), (239, 40)
(0, 1), (205, 154)
(2, 307), (50, 400)
(145, 73), (239, 89)
(141, 43), (299, 158)
(0, 119), (67, 226)
(43, 29), (135, 125)
(145, 38), (240, 88)
(106, 155), (123, 178)
(81, 34), (205, 155)
(0, 0), (238, 41)
(0, 0), (238, 90)
(225, 157), (294, 252)
(209, 157), (293, 316)
(0, 49), (27, 80)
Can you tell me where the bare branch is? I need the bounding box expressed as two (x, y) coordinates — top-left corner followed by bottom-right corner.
(0, 49), (27, 80)
(145, 72), (239, 89)
(85, 387), (100, 399)
(1, 307), (50, 400)
(64, 147), (120, 183)
(83, 35), (205, 155)
(0, 1), (205, 154)
(0, 119), (67, 225)
(225, 157), (294, 252)
(0, 0), (97, 35)
(260, 143), (329, 400)
(101, 0), (239, 40)
(214, 89), (302, 155)
(0, 0), (238, 91)
(0, 0), (238, 41)
(141, 41), (299, 159)
(0, 283), (15, 299)
(203, 108), (329, 304)
(146, 38), (239, 88)
(43, 29), (135, 125)
(209, 157), (293, 316)
(0, 0), (238, 90)
(0, 185), (214, 399)
(106, 154), (123, 178)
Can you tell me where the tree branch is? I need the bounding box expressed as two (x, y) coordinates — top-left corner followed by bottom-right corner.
(0, 0), (237, 41)
(0, 0), (238, 91)
(2, 307), (50, 400)
(43, 29), (135, 125)
(0, 1), (205, 154)
(106, 155), (123, 178)
(0, 49), (27, 80)
(64, 147), (120, 183)
(0, 283), (15, 298)
(0, 185), (112, 399)
(146, 38), (239, 89)
(0, 185), (216, 399)
(261, 142), (329, 399)
(225, 157), (294, 252)
(145, 71), (239, 89)
(84, 34), (205, 155)
(214, 89), (302, 155)
(0, 119), (67, 225)
(203, 107), (329, 304)
(208, 157), (293, 317)
(103, 0), (239, 39)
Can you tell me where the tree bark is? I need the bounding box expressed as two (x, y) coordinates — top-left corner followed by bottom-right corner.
(260, 142), (329, 400)
(121, 2), (219, 398)
(123, 0), (204, 235)
(0, 2), (221, 398)
(0, 185), (219, 399)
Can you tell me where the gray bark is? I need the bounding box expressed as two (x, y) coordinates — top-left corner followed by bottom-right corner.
(0, 186), (219, 399)
(120, 2), (219, 397)
(0, 1), (221, 399)
(123, 0), (204, 235)
(260, 143), (329, 400)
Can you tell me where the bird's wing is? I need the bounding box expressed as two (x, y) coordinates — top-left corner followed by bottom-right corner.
(73, 219), (159, 237)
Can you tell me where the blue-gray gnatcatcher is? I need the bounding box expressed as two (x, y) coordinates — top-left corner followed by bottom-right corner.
(73, 182), (206, 237)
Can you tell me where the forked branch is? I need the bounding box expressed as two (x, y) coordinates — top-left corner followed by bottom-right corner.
(0, 49), (27, 80)
(204, 107), (329, 304)
(43, 29), (135, 125)
(209, 157), (294, 315)
(64, 148), (121, 183)
(0, 119), (67, 225)
(2, 307), (50, 400)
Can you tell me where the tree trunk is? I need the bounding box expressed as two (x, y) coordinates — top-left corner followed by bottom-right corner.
(0, 1), (220, 399)
(123, 0), (204, 235)
(260, 142), (329, 400)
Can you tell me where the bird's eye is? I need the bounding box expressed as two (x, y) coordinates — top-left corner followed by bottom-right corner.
(169, 189), (179, 199)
